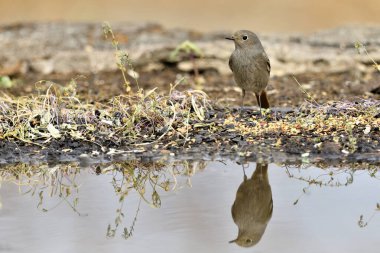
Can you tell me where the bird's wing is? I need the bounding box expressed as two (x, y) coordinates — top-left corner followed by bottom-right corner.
(228, 56), (233, 71)
(263, 52), (271, 74)
(269, 197), (273, 216)
(231, 202), (237, 222)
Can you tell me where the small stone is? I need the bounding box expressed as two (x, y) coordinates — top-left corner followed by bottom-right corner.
(30, 59), (54, 75)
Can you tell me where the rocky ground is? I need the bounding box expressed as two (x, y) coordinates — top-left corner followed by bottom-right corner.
(0, 22), (380, 165)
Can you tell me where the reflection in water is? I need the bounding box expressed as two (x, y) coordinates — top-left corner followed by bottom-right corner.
(0, 160), (207, 239)
(0, 163), (82, 214)
(230, 163), (273, 247)
(1, 159), (379, 250)
(283, 163), (380, 226)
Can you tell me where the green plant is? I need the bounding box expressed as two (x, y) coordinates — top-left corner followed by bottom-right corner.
(355, 41), (380, 72)
(170, 40), (203, 86)
(102, 22), (140, 93)
(0, 76), (13, 88)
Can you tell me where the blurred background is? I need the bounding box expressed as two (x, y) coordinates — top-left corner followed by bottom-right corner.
(0, 0), (379, 33)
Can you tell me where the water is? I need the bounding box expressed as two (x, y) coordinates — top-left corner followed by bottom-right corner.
(0, 160), (379, 253)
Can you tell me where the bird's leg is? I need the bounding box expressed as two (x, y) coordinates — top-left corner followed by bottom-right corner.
(255, 91), (270, 116)
(239, 89), (246, 114)
(259, 93), (262, 115)
(242, 163), (249, 181)
(241, 89), (245, 107)
(255, 93), (262, 116)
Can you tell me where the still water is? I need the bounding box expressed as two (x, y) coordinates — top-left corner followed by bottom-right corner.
(0, 160), (379, 253)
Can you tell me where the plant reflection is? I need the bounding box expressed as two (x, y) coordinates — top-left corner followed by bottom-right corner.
(1, 159), (379, 241)
(0, 163), (82, 214)
(284, 163), (380, 227)
(102, 160), (207, 238)
(0, 160), (207, 239)
(230, 163), (273, 247)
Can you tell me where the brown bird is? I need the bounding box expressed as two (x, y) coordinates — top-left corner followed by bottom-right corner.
(230, 163), (273, 247)
(226, 30), (271, 109)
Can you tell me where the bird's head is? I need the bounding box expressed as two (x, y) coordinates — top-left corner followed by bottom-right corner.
(226, 30), (261, 49)
(229, 235), (259, 248)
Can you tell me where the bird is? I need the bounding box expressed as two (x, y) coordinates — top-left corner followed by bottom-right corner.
(226, 30), (271, 110)
(230, 163), (273, 247)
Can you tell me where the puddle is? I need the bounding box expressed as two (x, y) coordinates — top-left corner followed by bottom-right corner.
(0, 160), (379, 253)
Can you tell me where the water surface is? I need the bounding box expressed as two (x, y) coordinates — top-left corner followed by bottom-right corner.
(0, 160), (379, 253)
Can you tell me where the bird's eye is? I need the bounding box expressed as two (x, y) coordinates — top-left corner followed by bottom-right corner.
(246, 239), (252, 244)
(242, 35), (248, 40)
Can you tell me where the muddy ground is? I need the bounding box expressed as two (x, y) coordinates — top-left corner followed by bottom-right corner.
(1, 22), (380, 165)
(1, 101), (379, 166)
(2, 22), (380, 106)
(6, 68), (380, 107)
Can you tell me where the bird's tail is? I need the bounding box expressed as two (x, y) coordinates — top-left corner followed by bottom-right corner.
(252, 163), (269, 181)
(255, 91), (270, 109)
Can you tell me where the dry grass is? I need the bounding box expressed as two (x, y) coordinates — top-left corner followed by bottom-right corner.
(0, 79), (212, 148)
(224, 99), (380, 154)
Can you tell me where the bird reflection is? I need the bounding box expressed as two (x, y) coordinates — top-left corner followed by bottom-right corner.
(230, 163), (273, 247)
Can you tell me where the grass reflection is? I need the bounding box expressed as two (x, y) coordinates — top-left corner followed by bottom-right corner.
(0, 159), (379, 240)
(284, 162), (380, 227)
(0, 160), (207, 239)
(0, 163), (82, 214)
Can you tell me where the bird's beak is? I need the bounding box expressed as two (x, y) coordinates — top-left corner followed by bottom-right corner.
(225, 36), (235, 40)
(229, 238), (238, 243)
